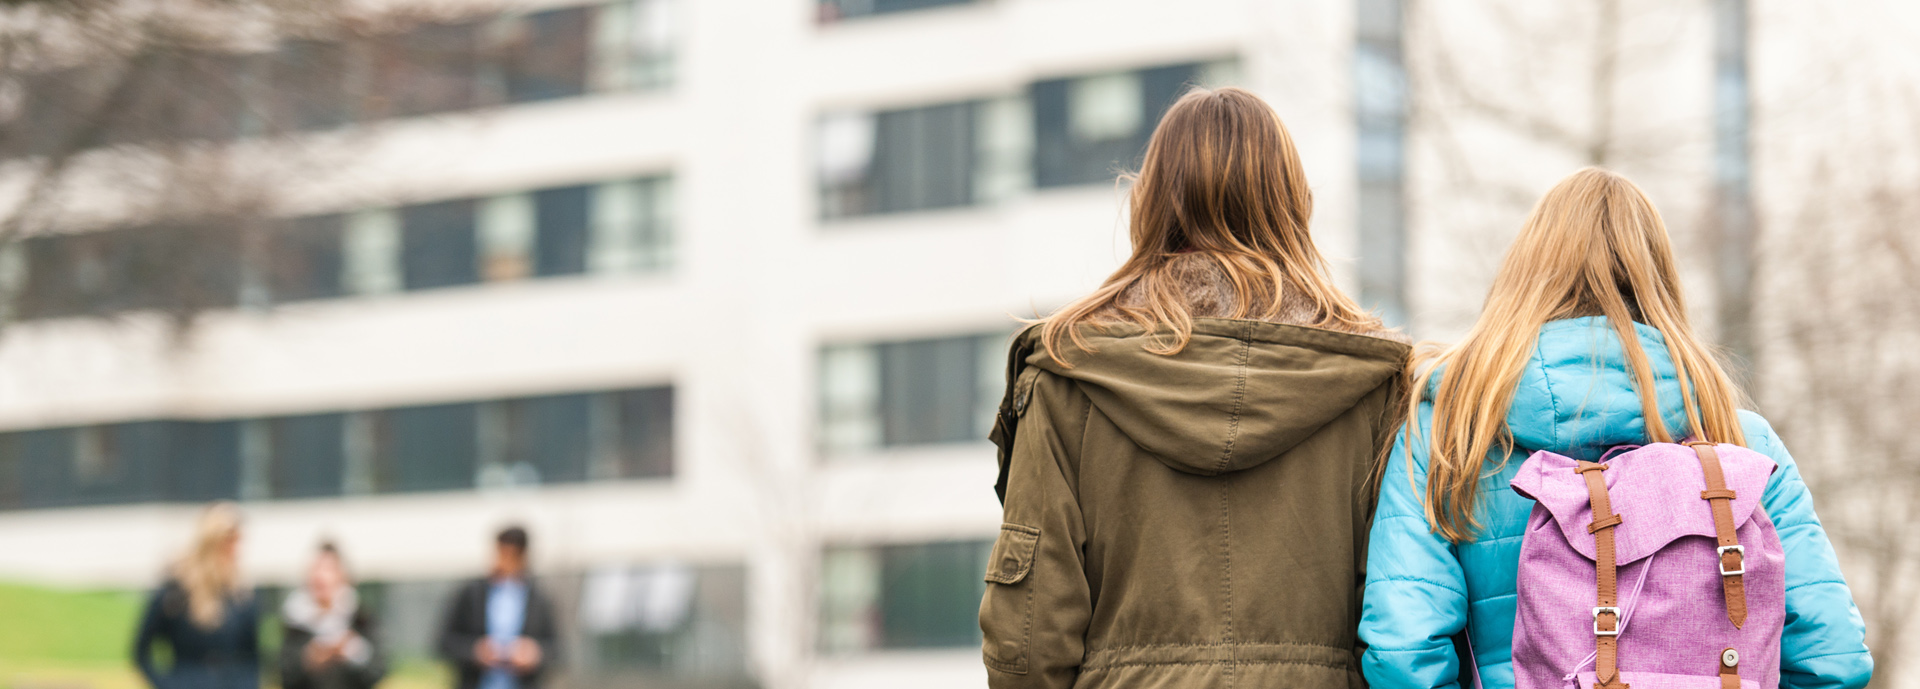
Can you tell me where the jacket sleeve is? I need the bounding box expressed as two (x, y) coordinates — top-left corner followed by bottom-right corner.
(523, 590), (561, 683)
(1741, 411), (1873, 689)
(981, 372), (1092, 689)
(132, 587), (170, 689)
(1360, 411), (1470, 689)
(438, 583), (483, 667)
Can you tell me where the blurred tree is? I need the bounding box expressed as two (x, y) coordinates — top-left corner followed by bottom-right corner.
(0, 0), (503, 330)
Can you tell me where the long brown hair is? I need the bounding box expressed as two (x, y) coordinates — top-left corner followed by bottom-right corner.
(1040, 87), (1381, 364)
(1413, 168), (1749, 543)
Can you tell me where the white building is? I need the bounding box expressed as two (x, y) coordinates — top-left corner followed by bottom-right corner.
(0, 0), (1811, 687)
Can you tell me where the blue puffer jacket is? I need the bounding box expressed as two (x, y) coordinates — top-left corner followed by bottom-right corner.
(1359, 317), (1872, 689)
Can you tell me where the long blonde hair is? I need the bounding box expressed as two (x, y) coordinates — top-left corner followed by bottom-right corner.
(174, 502), (245, 629)
(1414, 168), (1748, 543)
(1041, 86), (1380, 364)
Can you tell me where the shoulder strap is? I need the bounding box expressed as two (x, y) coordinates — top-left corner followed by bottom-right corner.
(1687, 441), (1749, 628)
(1577, 460), (1629, 689)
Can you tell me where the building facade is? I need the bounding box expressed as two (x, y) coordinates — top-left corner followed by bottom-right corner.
(0, 0), (1777, 687)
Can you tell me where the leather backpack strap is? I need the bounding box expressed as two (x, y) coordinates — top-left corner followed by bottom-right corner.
(1577, 461), (1629, 689)
(1720, 647), (1742, 689)
(1688, 442), (1749, 628)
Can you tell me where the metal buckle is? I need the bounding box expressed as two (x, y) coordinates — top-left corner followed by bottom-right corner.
(1717, 545), (1746, 576)
(1592, 606), (1621, 636)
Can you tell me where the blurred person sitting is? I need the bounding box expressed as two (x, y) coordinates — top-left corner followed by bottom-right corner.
(134, 502), (260, 689)
(280, 541), (386, 689)
(437, 526), (560, 689)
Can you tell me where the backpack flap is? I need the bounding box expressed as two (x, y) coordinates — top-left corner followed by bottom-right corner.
(1510, 444), (1776, 565)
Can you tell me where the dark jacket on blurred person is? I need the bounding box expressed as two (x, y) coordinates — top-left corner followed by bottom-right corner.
(982, 279), (1410, 688)
(133, 579), (261, 689)
(438, 577), (561, 689)
(279, 586), (386, 689)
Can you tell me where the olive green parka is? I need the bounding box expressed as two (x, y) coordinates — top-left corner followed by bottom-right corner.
(982, 318), (1409, 689)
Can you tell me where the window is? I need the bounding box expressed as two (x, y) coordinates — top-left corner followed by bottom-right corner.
(266, 215), (347, 303)
(266, 40), (357, 132)
(19, 232), (120, 320)
(269, 413), (347, 499)
(497, 393), (594, 485)
(607, 387), (674, 479)
(588, 177), (674, 273)
(344, 209), (404, 296)
(374, 402), (479, 493)
(594, 0), (675, 92)
(167, 421), (243, 502)
(104, 51), (251, 146)
(820, 102), (977, 218)
(88, 422), (167, 506)
(12, 174), (666, 322)
(820, 541), (991, 652)
(817, 0), (973, 23)
(817, 98), (1028, 219)
(0, 386), (672, 510)
(15, 429), (76, 509)
(1033, 61), (1231, 188)
(0, 434), (20, 510)
(400, 199), (481, 290)
(478, 193), (537, 282)
(17, 223), (243, 320)
(1355, 0), (1408, 327)
(0, 1), (681, 162)
(534, 185), (592, 277)
(496, 6), (594, 103)
(372, 21), (483, 118)
(5, 66), (114, 158)
(820, 333), (1003, 453)
(579, 564), (751, 677)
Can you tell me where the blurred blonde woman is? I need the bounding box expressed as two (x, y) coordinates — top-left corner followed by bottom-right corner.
(1358, 168), (1871, 689)
(135, 503), (260, 689)
(982, 86), (1410, 688)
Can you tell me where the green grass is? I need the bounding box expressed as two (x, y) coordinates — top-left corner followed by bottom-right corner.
(0, 581), (147, 689)
(0, 581), (144, 662)
(0, 582), (451, 689)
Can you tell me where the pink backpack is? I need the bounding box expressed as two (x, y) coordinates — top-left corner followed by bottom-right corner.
(1508, 442), (1785, 689)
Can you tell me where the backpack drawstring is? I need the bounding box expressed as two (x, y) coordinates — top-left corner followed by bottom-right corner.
(1562, 551), (1658, 682)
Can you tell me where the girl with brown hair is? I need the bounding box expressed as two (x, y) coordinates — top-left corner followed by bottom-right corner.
(982, 86), (1409, 689)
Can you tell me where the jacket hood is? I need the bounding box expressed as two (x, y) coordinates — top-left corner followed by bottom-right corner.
(1023, 318), (1408, 475)
(1492, 316), (1692, 461)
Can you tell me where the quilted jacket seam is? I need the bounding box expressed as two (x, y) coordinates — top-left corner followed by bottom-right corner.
(1369, 575), (1468, 595)
(1533, 343), (1563, 450)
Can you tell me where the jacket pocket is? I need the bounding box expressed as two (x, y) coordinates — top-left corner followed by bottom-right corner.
(981, 523), (1041, 674)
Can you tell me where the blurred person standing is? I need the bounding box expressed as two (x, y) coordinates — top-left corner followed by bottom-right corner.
(982, 87), (1410, 688)
(280, 542), (386, 689)
(437, 526), (560, 689)
(134, 503), (260, 689)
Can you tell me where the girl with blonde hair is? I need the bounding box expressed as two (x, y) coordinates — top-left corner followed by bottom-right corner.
(135, 502), (261, 689)
(1358, 168), (1871, 689)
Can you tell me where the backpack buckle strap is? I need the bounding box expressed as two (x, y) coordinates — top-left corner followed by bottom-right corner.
(1719, 648), (1741, 689)
(1690, 442), (1750, 628)
(1717, 545), (1747, 576)
(1592, 607), (1621, 636)
(1578, 459), (1627, 687)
